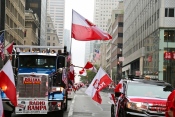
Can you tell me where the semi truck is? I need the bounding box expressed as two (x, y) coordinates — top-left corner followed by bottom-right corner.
(1, 45), (70, 117)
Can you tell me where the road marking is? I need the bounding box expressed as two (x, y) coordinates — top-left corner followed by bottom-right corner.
(68, 95), (76, 117)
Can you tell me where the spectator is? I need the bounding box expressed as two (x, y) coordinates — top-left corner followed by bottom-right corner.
(166, 90), (175, 117)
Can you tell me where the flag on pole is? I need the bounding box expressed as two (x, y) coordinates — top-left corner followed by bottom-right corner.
(79, 68), (87, 76)
(84, 61), (97, 73)
(85, 67), (112, 104)
(0, 92), (4, 117)
(0, 60), (17, 106)
(71, 9), (112, 41)
(0, 33), (5, 60)
(6, 41), (14, 54)
(94, 49), (100, 60)
(62, 68), (67, 85)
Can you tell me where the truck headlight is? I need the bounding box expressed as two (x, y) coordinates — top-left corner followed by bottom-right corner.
(126, 102), (142, 111)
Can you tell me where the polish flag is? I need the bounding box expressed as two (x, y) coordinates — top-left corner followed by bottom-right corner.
(84, 61), (97, 73)
(71, 9), (112, 41)
(79, 68), (87, 76)
(0, 93), (4, 117)
(85, 67), (112, 104)
(0, 60), (17, 106)
(6, 42), (13, 54)
(114, 80), (124, 93)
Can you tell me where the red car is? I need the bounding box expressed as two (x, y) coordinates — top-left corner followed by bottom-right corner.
(111, 77), (173, 117)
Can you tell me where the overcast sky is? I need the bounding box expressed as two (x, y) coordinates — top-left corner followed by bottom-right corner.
(65, 0), (94, 82)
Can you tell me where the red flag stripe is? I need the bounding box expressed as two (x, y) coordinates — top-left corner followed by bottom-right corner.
(6, 42), (13, 54)
(0, 71), (17, 106)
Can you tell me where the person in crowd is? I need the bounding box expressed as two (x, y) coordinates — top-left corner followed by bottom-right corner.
(166, 90), (175, 117)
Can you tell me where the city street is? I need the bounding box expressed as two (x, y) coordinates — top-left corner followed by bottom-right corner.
(12, 87), (112, 117)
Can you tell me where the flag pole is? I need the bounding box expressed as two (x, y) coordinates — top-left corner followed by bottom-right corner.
(70, 9), (73, 55)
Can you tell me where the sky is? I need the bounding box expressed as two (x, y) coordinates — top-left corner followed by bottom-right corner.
(65, 0), (94, 82)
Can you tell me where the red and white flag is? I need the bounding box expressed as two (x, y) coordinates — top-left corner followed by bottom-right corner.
(71, 10), (112, 41)
(114, 80), (124, 93)
(79, 68), (87, 76)
(84, 61), (97, 73)
(0, 60), (17, 106)
(85, 67), (112, 104)
(6, 42), (13, 54)
(0, 93), (4, 117)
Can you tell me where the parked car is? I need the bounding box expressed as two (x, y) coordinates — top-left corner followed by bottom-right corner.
(111, 76), (173, 117)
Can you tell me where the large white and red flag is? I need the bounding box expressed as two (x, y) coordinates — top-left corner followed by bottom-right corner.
(85, 67), (112, 104)
(0, 60), (17, 106)
(84, 61), (97, 73)
(71, 9), (112, 41)
(0, 92), (4, 117)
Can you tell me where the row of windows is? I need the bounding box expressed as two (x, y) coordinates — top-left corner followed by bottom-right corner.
(47, 42), (55, 46)
(47, 36), (55, 40)
(6, 0), (25, 26)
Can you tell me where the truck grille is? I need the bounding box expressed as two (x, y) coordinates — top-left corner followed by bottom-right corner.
(17, 75), (48, 97)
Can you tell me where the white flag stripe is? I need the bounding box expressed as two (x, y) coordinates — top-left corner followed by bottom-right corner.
(2, 60), (15, 85)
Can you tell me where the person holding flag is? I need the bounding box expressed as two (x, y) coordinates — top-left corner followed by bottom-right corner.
(85, 67), (112, 104)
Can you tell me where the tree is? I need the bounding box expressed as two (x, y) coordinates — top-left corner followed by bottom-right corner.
(79, 64), (100, 84)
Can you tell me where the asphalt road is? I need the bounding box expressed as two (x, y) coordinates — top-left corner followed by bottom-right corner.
(12, 87), (112, 117)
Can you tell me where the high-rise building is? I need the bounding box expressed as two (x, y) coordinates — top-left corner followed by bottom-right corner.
(46, 14), (60, 52)
(25, 0), (47, 46)
(47, 0), (65, 47)
(85, 0), (119, 66)
(123, 0), (175, 86)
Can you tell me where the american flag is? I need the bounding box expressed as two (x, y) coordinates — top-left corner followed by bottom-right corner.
(62, 68), (67, 85)
(94, 49), (100, 60)
(0, 33), (5, 60)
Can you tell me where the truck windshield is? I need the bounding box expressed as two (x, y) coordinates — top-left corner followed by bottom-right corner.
(19, 55), (56, 68)
(127, 83), (172, 99)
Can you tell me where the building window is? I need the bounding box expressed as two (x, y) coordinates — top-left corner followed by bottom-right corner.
(47, 36), (50, 40)
(165, 8), (174, 17)
(118, 22), (123, 27)
(53, 43), (55, 46)
(47, 42), (50, 46)
(164, 30), (175, 42)
(118, 33), (123, 37)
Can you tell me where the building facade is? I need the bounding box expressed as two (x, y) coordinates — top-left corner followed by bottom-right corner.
(123, 0), (175, 86)
(47, 0), (65, 47)
(84, 0), (119, 68)
(24, 9), (39, 45)
(25, 0), (47, 46)
(46, 15), (60, 52)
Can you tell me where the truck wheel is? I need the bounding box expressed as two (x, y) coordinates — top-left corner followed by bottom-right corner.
(4, 110), (12, 117)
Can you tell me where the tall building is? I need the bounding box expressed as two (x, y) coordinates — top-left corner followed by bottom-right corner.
(0, 0), (25, 45)
(106, 1), (124, 82)
(47, 0), (65, 47)
(85, 0), (119, 67)
(0, 0), (25, 67)
(25, 0), (47, 46)
(123, 0), (175, 86)
(24, 9), (39, 45)
(46, 14), (60, 52)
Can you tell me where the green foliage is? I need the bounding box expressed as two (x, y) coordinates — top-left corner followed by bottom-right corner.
(79, 64), (100, 84)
